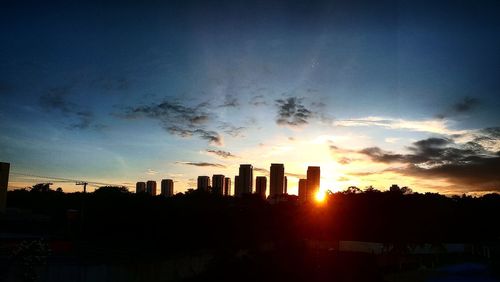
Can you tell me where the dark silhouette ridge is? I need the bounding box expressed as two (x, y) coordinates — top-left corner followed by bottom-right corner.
(2, 184), (500, 281)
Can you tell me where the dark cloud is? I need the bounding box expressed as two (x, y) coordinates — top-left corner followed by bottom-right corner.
(219, 94), (239, 108)
(438, 96), (480, 118)
(123, 100), (223, 146)
(275, 97), (313, 127)
(177, 161), (226, 168)
(358, 136), (500, 191)
(453, 96), (480, 113)
(218, 122), (246, 137)
(39, 86), (105, 130)
(206, 149), (237, 158)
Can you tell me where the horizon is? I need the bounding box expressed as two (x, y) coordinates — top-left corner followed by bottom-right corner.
(1, 0), (500, 195)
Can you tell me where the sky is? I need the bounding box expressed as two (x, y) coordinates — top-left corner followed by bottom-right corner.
(1, 0), (500, 195)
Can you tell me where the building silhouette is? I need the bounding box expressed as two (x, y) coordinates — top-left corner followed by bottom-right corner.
(298, 179), (307, 202)
(146, 180), (157, 196)
(255, 176), (267, 199)
(306, 166), (320, 201)
(224, 177), (231, 196)
(234, 175), (240, 196)
(197, 176), (210, 192)
(237, 164), (253, 196)
(160, 179), (174, 197)
(269, 163), (285, 198)
(212, 174), (225, 195)
(136, 182), (146, 194)
(0, 162), (9, 213)
(284, 176), (288, 194)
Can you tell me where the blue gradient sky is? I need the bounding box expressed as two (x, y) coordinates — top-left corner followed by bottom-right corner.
(1, 0), (500, 194)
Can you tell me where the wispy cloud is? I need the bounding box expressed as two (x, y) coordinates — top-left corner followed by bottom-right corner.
(176, 161), (226, 168)
(275, 97), (313, 128)
(39, 86), (105, 130)
(334, 116), (466, 135)
(122, 100), (223, 146)
(206, 149), (237, 158)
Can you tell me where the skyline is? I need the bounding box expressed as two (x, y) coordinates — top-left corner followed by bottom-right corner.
(1, 0), (500, 195)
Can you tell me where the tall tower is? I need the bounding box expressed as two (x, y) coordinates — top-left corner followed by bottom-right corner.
(146, 180), (157, 196)
(136, 181), (146, 194)
(0, 162), (10, 213)
(212, 174), (225, 195)
(234, 175), (240, 196)
(161, 179), (174, 197)
(197, 176), (210, 192)
(306, 166), (320, 201)
(238, 164), (253, 196)
(255, 176), (267, 199)
(284, 176), (288, 194)
(224, 177), (231, 196)
(269, 163), (284, 198)
(298, 179), (307, 202)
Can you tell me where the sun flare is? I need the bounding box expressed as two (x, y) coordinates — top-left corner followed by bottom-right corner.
(315, 191), (326, 203)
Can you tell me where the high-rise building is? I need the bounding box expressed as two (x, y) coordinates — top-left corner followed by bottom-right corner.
(146, 180), (157, 196)
(212, 174), (225, 195)
(238, 164), (253, 196)
(234, 175), (240, 196)
(224, 177), (231, 196)
(136, 181), (146, 194)
(306, 166), (320, 201)
(0, 162), (9, 213)
(255, 176), (267, 199)
(161, 179), (174, 197)
(197, 176), (210, 192)
(298, 179), (307, 202)
(284, 176), (288, 194)
(269, 163), (285, 198)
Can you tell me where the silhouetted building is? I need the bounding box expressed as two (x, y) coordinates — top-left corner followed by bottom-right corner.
(234, 175), (240, 196)
(136, 181), (146, 194)
(255, 176), (267, 199)
(224, 177), (231, 196)
(269, 163), (285, 198)
(307, 166), (320, 201)
(197, 176), (210, 192)
(212, 174), (225, 195)
(237, 164), (253, 196)
(146, 180), (157, 196)
(161, 179), (174, 197)
(284, 176), (288, 194)
(0, 162), (9, 213)
(298, 179), (307, 202)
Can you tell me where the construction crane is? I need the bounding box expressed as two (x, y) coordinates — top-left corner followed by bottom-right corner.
(76, 181), (88, 193)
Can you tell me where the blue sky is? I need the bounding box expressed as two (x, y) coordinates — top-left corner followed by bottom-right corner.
(1, 0), (500, 194)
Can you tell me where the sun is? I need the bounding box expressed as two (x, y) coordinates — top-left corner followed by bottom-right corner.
(315, 190), (326, 203)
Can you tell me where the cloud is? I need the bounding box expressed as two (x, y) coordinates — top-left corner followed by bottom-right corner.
(123, 100), (223, 146)
(254, 167), (269, 174)
(146, 169), (158, 175)
(453, 96), (480, 113)
(39, 86), (105, 130)
(275, 97), (313, 127)
(334, 116), (466, 135)
(177, 161), (226, 168)
(285, 172), (306, 179)
(220, 94), (239, 108)
(437, 96), (481, 118)
(206, 149), (237, 158)
(250, 94), (267, 106)
(358, 135), (500, 191)
(218, 122), (246, 137)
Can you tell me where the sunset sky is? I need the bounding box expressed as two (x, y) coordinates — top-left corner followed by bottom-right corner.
(1, 0), (499, 194)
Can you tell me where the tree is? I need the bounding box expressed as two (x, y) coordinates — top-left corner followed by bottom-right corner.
(30, 183), (53, 193)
